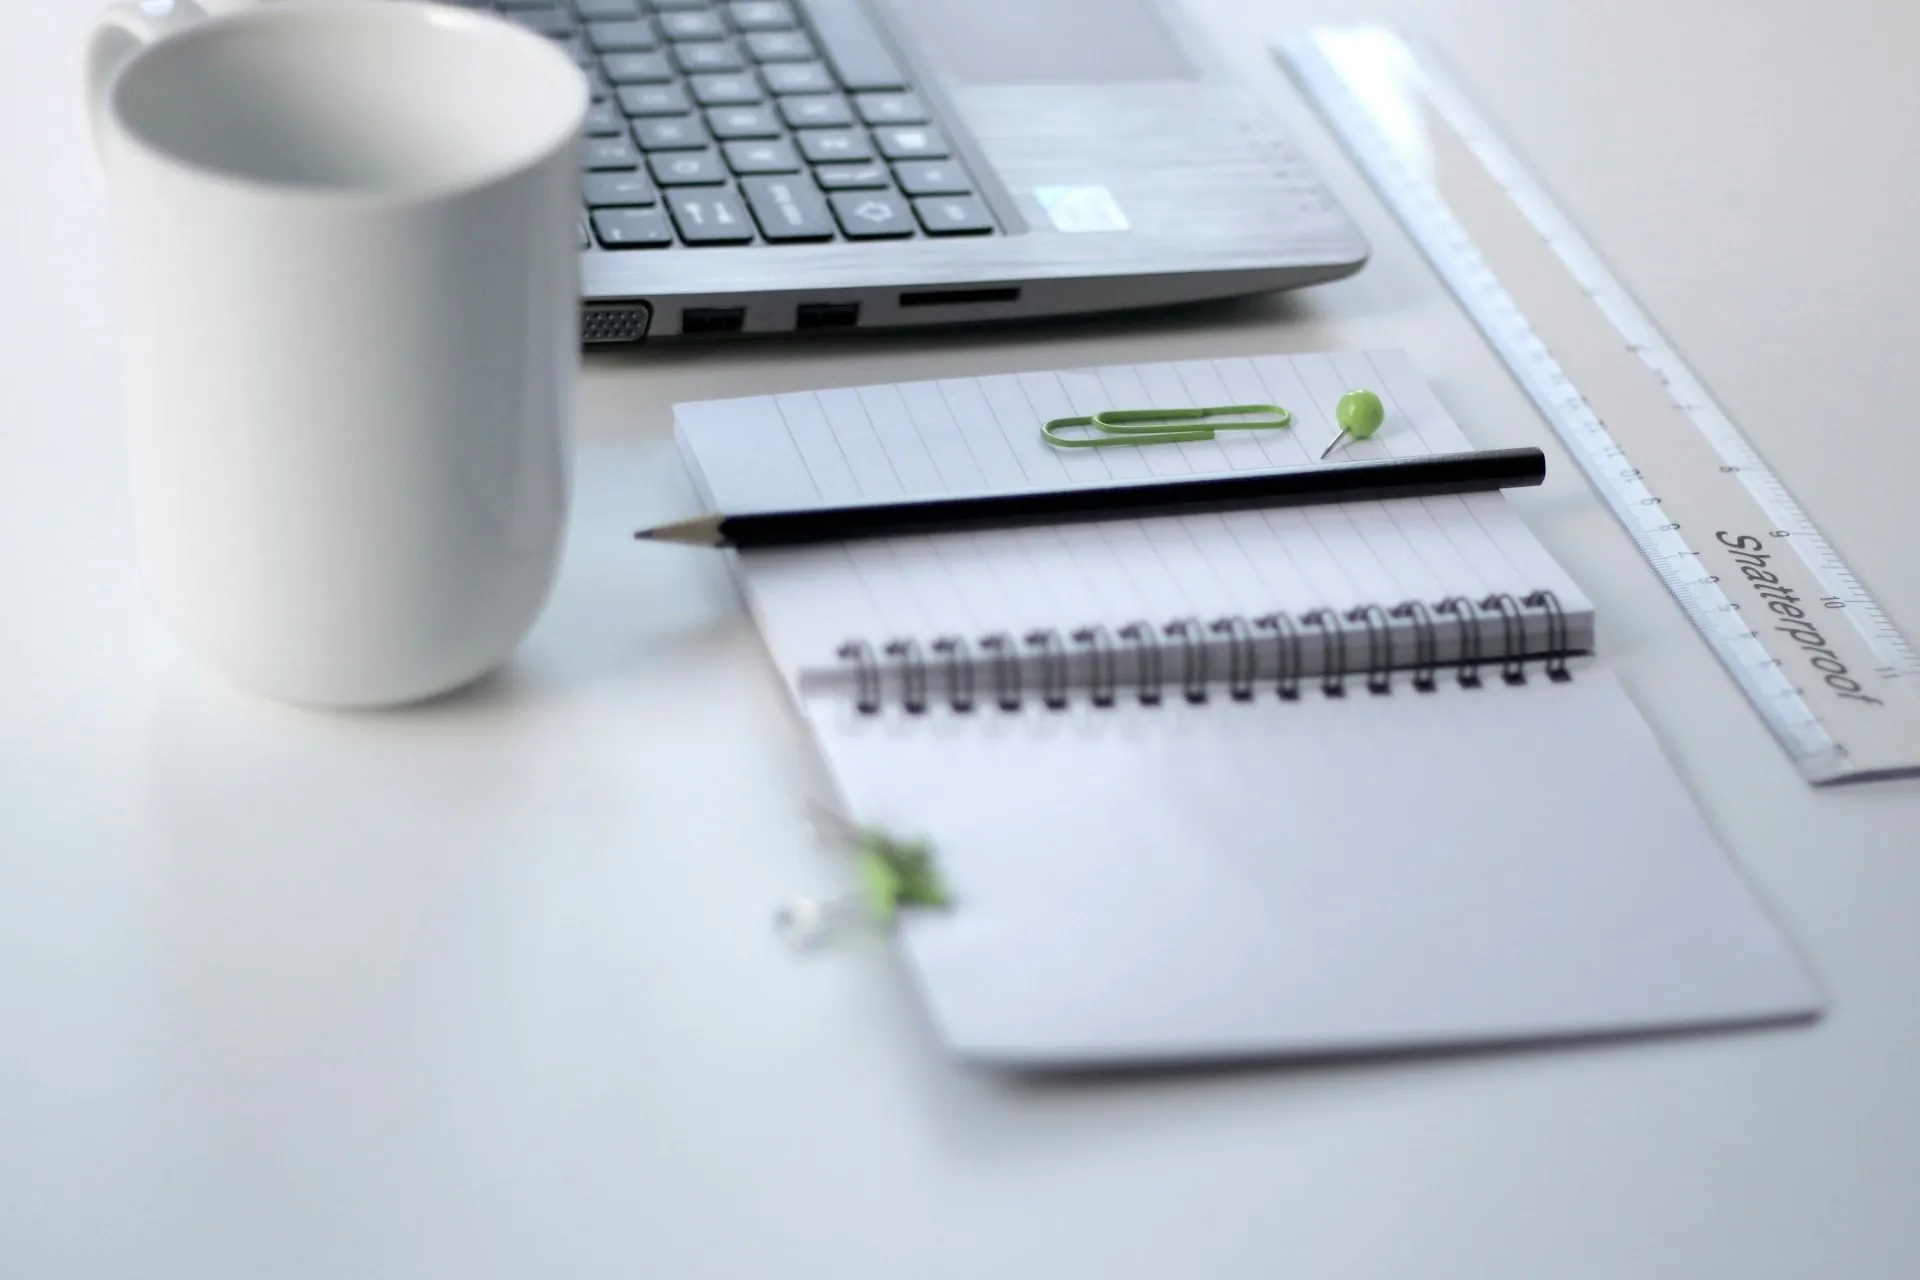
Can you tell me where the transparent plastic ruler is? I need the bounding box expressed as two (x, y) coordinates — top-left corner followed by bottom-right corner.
(1281, 26), (1920, 784)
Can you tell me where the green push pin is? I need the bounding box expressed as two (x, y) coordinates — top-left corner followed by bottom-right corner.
(775, 806), (953, 949)
(853, 831), (950, 927)
(1320, 388), (1386, 460)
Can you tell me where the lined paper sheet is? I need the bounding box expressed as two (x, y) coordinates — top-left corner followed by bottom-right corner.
(675, 351), (1590, 683)
(811, 667), (1820, 1065)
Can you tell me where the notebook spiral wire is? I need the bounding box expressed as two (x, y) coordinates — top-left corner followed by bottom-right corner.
(837, 591), (1572, 715)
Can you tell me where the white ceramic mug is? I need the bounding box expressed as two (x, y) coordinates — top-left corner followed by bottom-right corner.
(87, 0), (587, 707)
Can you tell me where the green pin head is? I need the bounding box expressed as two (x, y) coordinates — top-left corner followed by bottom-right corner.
(1322, 388), (1387, 459)
(1335, 388), (1385, 440)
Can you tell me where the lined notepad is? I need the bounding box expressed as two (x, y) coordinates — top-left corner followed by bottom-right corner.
(678, 350), (1591, 689)
(671, 351), (1820, 1068)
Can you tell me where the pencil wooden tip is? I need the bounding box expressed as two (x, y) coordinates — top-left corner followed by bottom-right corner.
(633, 513), (727, 548)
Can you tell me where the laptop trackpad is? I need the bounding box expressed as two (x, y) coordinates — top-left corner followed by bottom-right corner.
(883, 0), (1196, 84)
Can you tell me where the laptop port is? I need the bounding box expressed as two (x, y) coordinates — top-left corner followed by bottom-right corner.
(796, 302), (860, 330)
(681, 307), (746, 335)
(582, 302), (653, 344)
(898, 287), (1021, 307)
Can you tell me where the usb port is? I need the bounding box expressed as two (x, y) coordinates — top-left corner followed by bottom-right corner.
(681, 307), (746, 335)
(796, 301), (860, 330)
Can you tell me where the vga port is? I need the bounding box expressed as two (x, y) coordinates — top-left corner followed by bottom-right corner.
(582, 302), (652, 345)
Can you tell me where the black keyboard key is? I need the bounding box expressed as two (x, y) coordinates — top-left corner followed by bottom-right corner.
(761, 61), (834, 94)
(741, 175), (835, 241)
(829, 189), (914, 238)
(658, 10), (727, 39)
(811, 162), (889, 189)
(706, 105), (781, 138)
(583, 135), (642, 169)
(558, 35), (594, 67)
(648, 149), (728, 185)
(722, 138), (801, 173)
(593, 207), (674, 248)
(585, 170), (659, 206)
(586, 18), (657, 50)
(650, 0), (713, 8)
(913, 195), (992, 235)
(872, 125), (946, 160)
(728, 1), (797, 31)
(584, 100), (625, 136)
(667, 190), (757, 244)
(855, 93), (926, 125)
(616, 82), (693, 115)
(505, 7), (573, 37)
(779, 95), (851, 128)
(688, 73), (763, 105)
(796, 128), (871, 163)
(745, 30), (814, 62)
(573, 0), (641, 18)
(797, 0), (905, 91)
(892, 160), (969, 196)
(673, 41), (745, 73)
(603, 51), (674, 83)
(633, 116), (710, 149)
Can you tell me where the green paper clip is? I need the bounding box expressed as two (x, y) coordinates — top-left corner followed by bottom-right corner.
(1042, 403), (1293, 449)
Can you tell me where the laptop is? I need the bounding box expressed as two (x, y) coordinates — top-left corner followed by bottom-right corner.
(455, 0), (1370, 342)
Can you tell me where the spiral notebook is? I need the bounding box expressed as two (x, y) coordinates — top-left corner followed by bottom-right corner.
(675, 351), (1821, 1067)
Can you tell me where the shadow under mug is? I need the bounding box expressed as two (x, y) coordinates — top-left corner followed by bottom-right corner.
(87, 0), (587, 708)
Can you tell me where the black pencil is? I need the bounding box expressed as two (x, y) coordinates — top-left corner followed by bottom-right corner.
(637, 447), (1547, 549)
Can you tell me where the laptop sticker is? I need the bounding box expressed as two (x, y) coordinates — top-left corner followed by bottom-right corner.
(1033, 185), (1131, 233)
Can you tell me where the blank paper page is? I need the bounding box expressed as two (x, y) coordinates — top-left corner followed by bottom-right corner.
(674, 351), (1590, 681)
(809, 667), (1821, 1065)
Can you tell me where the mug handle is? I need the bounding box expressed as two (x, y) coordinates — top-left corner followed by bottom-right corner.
(85, 0), (210, 153)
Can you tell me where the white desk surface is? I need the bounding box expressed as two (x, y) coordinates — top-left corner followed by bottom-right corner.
(6, 1), (1919, 1276)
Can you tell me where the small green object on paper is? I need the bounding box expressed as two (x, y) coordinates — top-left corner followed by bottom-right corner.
(1336, 388), (1386, 439)
(1042, 403), (1293, 449)
(854, 830), (951, 925)
(1321, 388), (1388, 459)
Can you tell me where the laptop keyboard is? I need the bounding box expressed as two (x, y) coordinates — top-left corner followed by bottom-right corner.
(436, 0), (999, 250)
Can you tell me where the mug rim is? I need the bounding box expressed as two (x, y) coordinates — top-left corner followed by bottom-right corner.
(105, 0), (588, 206)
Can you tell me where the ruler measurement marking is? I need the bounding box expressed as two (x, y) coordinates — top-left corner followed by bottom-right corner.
(1282, 27), (1920, 783)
